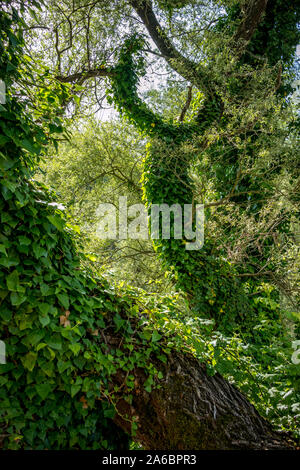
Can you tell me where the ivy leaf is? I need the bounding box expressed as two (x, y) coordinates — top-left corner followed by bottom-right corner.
(39, 315), (50, 327)
(33, 243), (47, 258)
(18, 236), (31, 246)
(36, 383), (54, 400)
(19, 316), (33, 330)
(57, 360), (71, 373)
(40, 283), (51, 296)
(71, 384), (81, 398)
(113, 313), (125, 331)
(0, 244), (7, 256)
(69, 343), (81, 356)
(47, 215), (65, 232)
(39, 303), (51, 315)
(10, 292), (27, 306)
(0, 257), (19, 268)
(21, 138), (38, 154)
(151, 331), (162, 342)
(103, 408), (115, 418)
(22, 352), (37, 371)
(6, 269), (19, 291)
(47, 336), (62, 350)
(57, 293), (69, 310)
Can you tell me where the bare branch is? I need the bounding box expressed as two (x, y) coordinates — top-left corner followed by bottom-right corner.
(234, 0), (268, 52)
(179, 85), (193, 122)
(128, 0), (212, 95)
(56, 67), (114, 84)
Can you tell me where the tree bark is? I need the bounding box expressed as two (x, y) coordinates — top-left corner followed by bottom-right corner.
(234, 0), (268, 44)
(128, 0), (211, 93)
(113, 351), (297, 450)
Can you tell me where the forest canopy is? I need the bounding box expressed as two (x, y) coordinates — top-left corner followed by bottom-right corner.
(0, 0), (299, 451)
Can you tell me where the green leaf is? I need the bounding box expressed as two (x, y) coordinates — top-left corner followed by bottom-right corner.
(0, 244), (7, 256)
(69, 343), (81, 356)
(18, 236), (31, 246)
(21, 138), (37, 154)
(151, 331), (162, 343)
(47, 336), (62, 351)
(19, 316), (33, 330)
(40, 283), (51, 296)
(0, 257), (19, 268)
(57, 360), (71, 373)
(36, 383), (54, 400)
(113, 313), (125, 331)
(0, 135), (9, 147)
(21, 352), (37, 371)
(6, 269), (19, 291)
(10, 292), (27, 306)
(47, 215), (65, 232)
(39, 303), (51, 315)
(0, 156), (14, 170)
(70, 384), (81, 398)
(57, 293), (69, 309)
(33, 243), (47, 259)
(39, 315), (50, 327)
(103, 408), (115, 418)
(25, 331), (45, 346)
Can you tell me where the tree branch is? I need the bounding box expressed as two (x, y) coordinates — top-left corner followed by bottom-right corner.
(113, 350), (297, 450)
(179, 85), (193, 122)
(234, 0), (268, 51)
(128, 0), (211, 94)
(56, 67), (114, 84)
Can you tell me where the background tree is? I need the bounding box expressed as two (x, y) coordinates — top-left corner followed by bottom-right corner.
(0, 0), (299, 450)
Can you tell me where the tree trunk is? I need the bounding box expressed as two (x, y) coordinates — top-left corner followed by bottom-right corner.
(113, 351), (297, 450)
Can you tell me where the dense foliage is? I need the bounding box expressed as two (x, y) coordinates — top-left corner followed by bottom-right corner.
(0, 3), (172, 449)
(0, 0), (299, 450)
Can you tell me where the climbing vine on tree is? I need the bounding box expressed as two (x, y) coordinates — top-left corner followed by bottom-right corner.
(0, 4), (183, 449)
(1, 0), (299, 450)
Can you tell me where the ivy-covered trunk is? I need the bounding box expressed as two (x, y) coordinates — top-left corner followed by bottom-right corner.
(113, 351), (296, 450)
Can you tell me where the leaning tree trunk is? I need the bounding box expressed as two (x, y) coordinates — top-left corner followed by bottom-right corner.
(113, 351), (297, 450)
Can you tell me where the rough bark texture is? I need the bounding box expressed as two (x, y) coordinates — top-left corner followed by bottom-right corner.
(113, 351), (297, 450)
(235, 0), (268, 43)
(128, 0), (211, 93)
